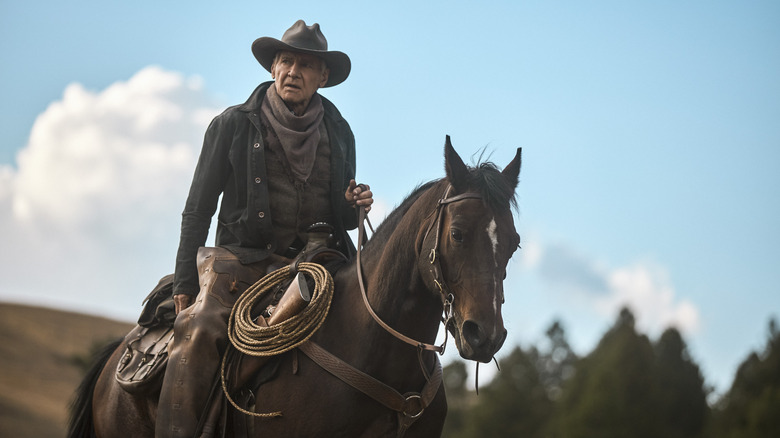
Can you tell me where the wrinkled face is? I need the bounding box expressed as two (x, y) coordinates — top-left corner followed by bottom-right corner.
(438, 200), (520, 362)
(271, 50), (329, 114)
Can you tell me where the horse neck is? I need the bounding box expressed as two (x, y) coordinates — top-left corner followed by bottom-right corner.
(356, 182), (448, 347)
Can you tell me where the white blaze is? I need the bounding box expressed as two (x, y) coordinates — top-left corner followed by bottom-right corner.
(486, 217), (500, 333)
(487, 218), (498, 258)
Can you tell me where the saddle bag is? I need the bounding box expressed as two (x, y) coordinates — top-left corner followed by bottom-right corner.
(114, 274), (177, 394)
(115, 323), (174, 394)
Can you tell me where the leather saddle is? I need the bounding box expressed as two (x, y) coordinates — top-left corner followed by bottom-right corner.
(114, 226), (347, 396)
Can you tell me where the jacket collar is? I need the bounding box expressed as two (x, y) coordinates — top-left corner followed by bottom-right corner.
(238, 81), (273, 113)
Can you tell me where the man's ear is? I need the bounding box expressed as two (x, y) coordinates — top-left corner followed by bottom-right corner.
(320, 67), (330, 88)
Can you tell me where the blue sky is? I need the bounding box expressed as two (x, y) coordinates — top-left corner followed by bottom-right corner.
(1, 1), (778, 397)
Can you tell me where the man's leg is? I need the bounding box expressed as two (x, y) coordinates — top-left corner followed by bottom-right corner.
(156, 248), (262, 438)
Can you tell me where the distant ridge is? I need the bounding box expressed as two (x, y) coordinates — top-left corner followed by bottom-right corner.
(0, 302), (134, 437)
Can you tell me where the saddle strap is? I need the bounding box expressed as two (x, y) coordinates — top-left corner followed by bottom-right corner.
(298, 341), (442, 433)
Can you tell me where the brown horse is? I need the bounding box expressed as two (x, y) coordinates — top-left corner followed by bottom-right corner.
(69, 136), (521, 437)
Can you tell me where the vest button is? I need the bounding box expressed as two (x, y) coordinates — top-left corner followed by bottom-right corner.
(258, 211), (265, 218)
(253, 143), (260, 149)
(266, 243), (272, 250)
(255, 177), (262, 183)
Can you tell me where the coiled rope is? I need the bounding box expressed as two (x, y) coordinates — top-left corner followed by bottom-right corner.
(221, 262), (335, 417)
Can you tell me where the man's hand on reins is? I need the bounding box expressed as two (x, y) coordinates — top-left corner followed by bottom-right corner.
(174, 294), (195, 314)
(346, 179), (373, 213)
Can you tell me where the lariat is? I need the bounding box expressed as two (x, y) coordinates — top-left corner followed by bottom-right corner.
(222, 262), (335, 417)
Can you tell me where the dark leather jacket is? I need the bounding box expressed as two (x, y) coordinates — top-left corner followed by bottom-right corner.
(173, 81), (358, 296)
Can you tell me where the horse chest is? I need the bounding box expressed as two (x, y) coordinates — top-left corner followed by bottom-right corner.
(247, 353), (444, 437)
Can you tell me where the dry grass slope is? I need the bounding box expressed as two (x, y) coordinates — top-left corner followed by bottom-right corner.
(0, 303), (134, 438)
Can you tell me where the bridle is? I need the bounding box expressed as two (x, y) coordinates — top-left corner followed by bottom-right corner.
(356, 184), (483, 354)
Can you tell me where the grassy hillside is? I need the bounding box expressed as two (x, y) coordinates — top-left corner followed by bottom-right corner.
(0, 303), (134, 438)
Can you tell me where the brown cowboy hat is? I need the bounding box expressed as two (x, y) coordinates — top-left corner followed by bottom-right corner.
(252, 20), (351, 88)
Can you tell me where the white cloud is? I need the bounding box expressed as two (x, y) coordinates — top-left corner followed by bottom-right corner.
(517, 234), (542, 269)
(12, 66), (217, 232)
(600, 262), (700, 334)
(527, 240), (700, 337)
(0, 66), (221, 321)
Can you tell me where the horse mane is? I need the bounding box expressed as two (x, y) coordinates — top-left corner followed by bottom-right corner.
(366, 159), (517, 249)
(366, 181), (437, 248)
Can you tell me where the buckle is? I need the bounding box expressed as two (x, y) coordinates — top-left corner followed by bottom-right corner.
(402, 394), (425, 419)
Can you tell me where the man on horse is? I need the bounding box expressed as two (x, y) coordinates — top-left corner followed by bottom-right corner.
(156, 20), (373, 438)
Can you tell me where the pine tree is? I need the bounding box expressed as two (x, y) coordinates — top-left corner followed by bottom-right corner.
(554, 308), (659, 438)
(711, 318), (780, 438)
(537, 320), (579, 402)
(442, 321), (578, 437)
(460, 346), (553, 438)
(653, 327), (709, 438)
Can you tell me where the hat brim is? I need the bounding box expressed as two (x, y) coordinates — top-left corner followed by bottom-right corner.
(252, 37), (351, 88)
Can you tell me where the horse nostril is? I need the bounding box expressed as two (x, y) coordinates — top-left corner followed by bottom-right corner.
(498, 328), (508, 349)
(462, 320), (486, 348)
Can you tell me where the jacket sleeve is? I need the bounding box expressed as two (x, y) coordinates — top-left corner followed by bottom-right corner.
(172, 113), (233, 296)
(339, 121), (359, 231)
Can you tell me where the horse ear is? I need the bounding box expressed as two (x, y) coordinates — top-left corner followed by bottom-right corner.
(444, 135), (469, 192)
(502, 147), (522, 189)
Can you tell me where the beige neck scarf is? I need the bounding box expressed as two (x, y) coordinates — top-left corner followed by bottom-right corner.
(261, 84), (325, 182)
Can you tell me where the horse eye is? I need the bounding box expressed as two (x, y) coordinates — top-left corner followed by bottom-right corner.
(450, 229), (463, 243)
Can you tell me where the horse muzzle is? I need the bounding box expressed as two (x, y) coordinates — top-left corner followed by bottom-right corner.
(453, 318), (507, 363)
